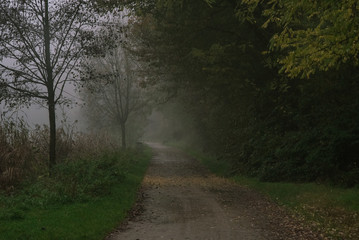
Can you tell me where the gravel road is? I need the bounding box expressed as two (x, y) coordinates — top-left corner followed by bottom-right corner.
(107, 143), (326, 240)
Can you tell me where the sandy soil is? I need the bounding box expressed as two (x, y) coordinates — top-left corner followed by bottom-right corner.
(107, 143), (326, 240)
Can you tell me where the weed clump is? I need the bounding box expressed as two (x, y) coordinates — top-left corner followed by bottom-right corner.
(0, 150), (137, 215)
(0, 115), (119, 192)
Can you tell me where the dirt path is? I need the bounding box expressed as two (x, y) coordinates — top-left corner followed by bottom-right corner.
(107, 143), (326, 240)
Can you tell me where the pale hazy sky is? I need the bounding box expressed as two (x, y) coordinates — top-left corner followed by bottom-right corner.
(1, 84), (88, 131)
(0, 4), (129, 132)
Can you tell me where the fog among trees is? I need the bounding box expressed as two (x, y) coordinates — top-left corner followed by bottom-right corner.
(1, 0), (359, 187)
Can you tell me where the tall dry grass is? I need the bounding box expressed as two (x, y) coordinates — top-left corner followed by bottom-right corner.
(0, 117), (119, 192)
(0, 118), (35, 191)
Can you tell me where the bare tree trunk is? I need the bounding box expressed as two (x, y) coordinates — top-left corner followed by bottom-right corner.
(44, 0), (56, 170)
(48, 97), (56, 170)
(121, 123), (126, 148)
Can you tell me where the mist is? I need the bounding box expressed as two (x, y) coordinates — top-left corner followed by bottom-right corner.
(142, 100), (203, 150)
(0, 85), (88, 132)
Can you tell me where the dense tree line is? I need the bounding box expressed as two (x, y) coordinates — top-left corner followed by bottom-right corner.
(109, 0), (359, 186)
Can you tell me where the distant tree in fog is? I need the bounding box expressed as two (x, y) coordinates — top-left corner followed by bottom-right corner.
(82, 46), (148, 148)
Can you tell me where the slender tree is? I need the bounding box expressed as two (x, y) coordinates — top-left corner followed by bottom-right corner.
(82, 46), (147, 148)
(0, 0), (95, 170)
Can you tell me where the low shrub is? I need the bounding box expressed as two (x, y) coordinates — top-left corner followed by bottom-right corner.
(1, 151), (129, 209)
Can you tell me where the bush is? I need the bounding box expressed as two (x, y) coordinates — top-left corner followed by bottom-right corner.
(53, 153), (126, 199)
(233, 126), (359, 187)
(12, 152), (128, 207)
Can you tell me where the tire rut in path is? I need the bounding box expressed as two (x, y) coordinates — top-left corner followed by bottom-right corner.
(107, 143), (326, 240)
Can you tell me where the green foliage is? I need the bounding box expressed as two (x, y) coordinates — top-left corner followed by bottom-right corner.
(53, 153), (126, 198)
(18, 154), (124, 207)
(240, 0), (359, 78)
(0, 148), (151, 240)
(3, 151), (134, 208)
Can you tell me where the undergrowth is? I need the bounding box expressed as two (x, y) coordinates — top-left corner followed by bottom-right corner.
(0, 147), (151, 240)
(0, 115), (117, 191)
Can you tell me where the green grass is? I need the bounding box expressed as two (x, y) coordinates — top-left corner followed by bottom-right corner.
(232, 176), (359, 210)
(190, 148), (359, 240)
(0, 147), (151, 240)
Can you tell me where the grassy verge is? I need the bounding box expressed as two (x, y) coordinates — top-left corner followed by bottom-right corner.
(0, 147), (151, 240)
(191, 149), (359, 240)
